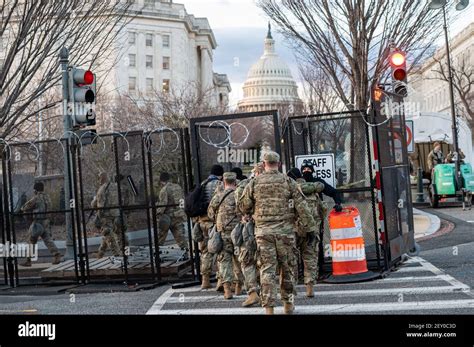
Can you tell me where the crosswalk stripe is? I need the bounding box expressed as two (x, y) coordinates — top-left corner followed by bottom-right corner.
(147, 256), (473, 315)
(161, 286), (470, 304)
(151, 299), (474, 315)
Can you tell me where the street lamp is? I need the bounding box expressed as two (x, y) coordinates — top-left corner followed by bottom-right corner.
(427, 0), (469, 191)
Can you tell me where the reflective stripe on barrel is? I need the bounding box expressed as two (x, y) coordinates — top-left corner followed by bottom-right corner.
(329, 207), (368, 276)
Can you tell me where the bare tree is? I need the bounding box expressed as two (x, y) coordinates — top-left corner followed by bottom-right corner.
(107, 82), (231, 131)
(431, 56), (474, 125)
(0, 0), (134, 140)
(258, 0), (445, 183)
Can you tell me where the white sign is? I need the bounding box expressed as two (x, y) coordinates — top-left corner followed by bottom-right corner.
(295, 153), (336, 187)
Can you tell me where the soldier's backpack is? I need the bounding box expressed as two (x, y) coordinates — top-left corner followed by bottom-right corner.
(207, 225), (223, 254)
(231, 222), (244, 247)
(184, 179), (211, 218)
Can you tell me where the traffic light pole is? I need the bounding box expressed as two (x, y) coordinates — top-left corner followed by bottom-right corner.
(59, 47), (75, 260)
(442, 6), (461, 190)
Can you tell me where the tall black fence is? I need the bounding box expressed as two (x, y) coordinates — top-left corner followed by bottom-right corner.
(0, 129), (196, 287)
(190, 111), (281, 184)
(284, 110), (385, 272)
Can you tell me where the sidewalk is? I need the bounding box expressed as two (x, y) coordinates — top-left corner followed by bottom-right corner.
(413, 208), (441, 240)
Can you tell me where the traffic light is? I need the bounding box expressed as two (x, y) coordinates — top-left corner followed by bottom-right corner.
(389, 50), (407, 97)
(68, 68), (96, 127)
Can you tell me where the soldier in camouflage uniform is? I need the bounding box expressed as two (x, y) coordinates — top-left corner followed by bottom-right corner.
(92, 172), (123, 258)
(195, 165), (224, 289)
(21, 182), (61, 266)
(208, 172), (242, 299)
(288, 168), (325, 297)
(235, 162), (264, 307)
(239, 151), (316, 314)
(156, 172), (188, 251)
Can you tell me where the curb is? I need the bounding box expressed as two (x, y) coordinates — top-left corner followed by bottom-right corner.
(413, 208), (441, 240)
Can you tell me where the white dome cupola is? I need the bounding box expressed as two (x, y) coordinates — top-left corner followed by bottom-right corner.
(238, 23), (303, 113)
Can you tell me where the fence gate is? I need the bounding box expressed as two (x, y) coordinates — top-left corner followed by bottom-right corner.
(284, 110), (386, 273)
(0, 139), (80, 286)
(0, 129), (197, 287)
(190, 111), (281, 184)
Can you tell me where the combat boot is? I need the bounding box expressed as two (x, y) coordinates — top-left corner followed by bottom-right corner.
(306, 283), (314, 298)
(201, 274), (212, 289)
(21, 258), (32, 267)
(265, 307), (274, 315)
(223, 283), (233, 299)
(283, 302), (294, 314)
(52, 254), (62, 265)
(242, 291), (260, 307)
(215, 278), (223, 292)
(234, 282), (243, 296)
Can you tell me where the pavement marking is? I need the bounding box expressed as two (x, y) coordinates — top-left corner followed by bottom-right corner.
(153, 299), (474, 315)
(147, 256), (473, 315)
(394, 266), (432, 273)
(146, 288), (175, 314)
(162, 286), (470, 304)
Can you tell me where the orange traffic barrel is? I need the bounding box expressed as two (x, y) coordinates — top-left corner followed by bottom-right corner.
(324, 206), (380, 283)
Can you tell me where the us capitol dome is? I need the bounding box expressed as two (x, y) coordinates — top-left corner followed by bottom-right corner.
(238, 23), (303, 113)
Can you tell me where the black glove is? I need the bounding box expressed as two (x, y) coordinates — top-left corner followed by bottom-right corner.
(334, 204), (343, 213)
(306, 232), (316, 245)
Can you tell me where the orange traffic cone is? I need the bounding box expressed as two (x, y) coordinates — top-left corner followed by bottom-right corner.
(324, 206), (380, 283)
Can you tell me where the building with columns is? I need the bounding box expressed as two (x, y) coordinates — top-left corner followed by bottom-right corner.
(99, 0), (231, 127)
(237, 24), (303, 114)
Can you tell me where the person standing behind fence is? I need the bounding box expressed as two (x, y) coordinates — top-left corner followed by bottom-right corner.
(208, 172), (242, 299)
(92, 172), (122, 258)
(156, 172), (188, 253)
(21, 182), (62, 267)
(195, 165), (224, 289)
(235, 162), (264, 307)
(427, 142), (445, 172)
(239, 151), (316, 314)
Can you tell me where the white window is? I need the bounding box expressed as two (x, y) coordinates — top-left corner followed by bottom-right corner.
(163, 56), (170, 70)
(146, 34), (153, 47)
(128, 32), (136, 45)
(163, 35), (170, 48)
(144, 0), (155, 8)
(162, 79), (170, 93)
(146, 78), (154, 93)
(146, 55), (153, 68)
(128, 54), (136, 67)
(129, 77), (137, 92)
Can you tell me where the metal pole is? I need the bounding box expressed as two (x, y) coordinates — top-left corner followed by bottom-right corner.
(59, 47), (75, 260)
(416, 166), (425, 203)
(442, 6), (461, 190)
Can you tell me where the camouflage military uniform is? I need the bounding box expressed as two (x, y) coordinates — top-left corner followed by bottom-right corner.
(295, 179), (325, 285)
(156, 182), (187, 249)
(239, 167), (316, 308)
(22, 192), (60, 257)
(92, 181), (123, 256)
(235, 178), (259, 294)
(195, 177), (223, 277)
(208, 186), (243, 286)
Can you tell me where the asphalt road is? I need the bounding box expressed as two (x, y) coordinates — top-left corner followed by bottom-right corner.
(0, 205), (472, 315)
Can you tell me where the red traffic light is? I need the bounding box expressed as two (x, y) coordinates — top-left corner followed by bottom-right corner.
(84, 70), (94, 85)
(73, 69), (94, 85)
(390, 52), (406, 67)
(393, 68), (407, 81)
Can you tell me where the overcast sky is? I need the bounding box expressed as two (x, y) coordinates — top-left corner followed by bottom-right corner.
(178, 0), (474, 108)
